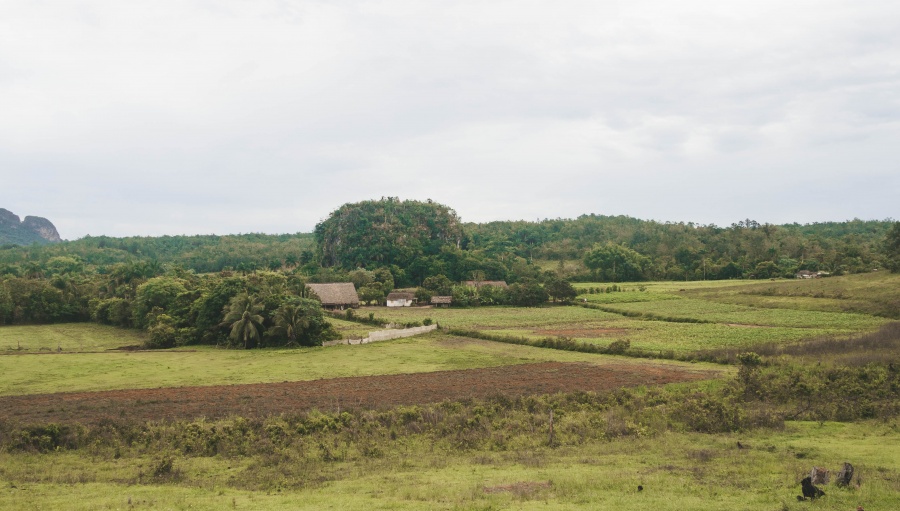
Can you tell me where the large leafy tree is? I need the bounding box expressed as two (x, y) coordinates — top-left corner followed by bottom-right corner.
(544, 277), (577, 303)
(358, 284), (385, 305)
(222, 293), (265, 349)
(507, 280), (548, 307)
(314, 198), (465, 276)
(583, 243), (650, 282)
(131, 276), (188, 328)
(422, 274), (453, 296)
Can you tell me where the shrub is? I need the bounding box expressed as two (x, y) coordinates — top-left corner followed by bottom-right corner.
(673, 393), (744, 433)
(146, 324), (176, 349)
(606, 339), (631, 355)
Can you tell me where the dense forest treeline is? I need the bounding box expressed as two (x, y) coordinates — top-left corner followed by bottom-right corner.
(1, 199), (898, 340)
(1, 233), (317, 274)
(467, 216), (896, 280)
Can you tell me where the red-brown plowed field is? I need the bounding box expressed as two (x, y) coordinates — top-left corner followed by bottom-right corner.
(0, 362), (713, 425)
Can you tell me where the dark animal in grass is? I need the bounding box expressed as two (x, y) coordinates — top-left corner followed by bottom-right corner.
(637, 485), (643, 492)
(836, 462), (854, 487)
(796, 476), (825, 501)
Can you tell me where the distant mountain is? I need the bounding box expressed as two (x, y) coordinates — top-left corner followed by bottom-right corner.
(0, 208), (62, 245)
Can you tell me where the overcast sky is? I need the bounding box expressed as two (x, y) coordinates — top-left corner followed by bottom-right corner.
(2, 1), (898, 240)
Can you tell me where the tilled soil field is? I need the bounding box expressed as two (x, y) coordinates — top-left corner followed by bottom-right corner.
(1, 362), (713, 425)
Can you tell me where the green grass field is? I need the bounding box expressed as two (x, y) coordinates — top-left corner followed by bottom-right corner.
(0, 323), (148, 353)
(487, 321), (851, 353)
(0, 331), (714, 396)
(328, 317), (375, 339)
(686, 272), (900, 319)
(1, 421), (897, 510)
(591, 297), (884, 330)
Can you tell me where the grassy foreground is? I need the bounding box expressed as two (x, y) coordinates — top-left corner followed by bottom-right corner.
(1, 421), (897, 510)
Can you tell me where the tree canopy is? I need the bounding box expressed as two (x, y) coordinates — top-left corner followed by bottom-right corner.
(315, 198), (464, 272)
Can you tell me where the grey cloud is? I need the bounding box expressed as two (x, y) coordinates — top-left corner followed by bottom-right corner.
(1, 0), (897, 238)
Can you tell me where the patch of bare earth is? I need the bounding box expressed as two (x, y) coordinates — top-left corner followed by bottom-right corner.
(0, 362), (713, 425)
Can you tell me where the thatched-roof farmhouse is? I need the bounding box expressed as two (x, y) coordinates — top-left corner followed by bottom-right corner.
(386, 291), (415, 307)
(307, 283), (360, 310)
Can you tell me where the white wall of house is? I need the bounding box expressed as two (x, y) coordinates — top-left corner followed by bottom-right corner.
(386, 298), (413, 307)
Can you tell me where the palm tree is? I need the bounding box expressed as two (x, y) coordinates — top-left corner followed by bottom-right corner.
(272, 302), (311, 345)
(222, 293), (265, 349)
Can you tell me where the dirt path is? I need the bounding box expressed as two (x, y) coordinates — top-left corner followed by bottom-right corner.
(0, 362), (713, 425)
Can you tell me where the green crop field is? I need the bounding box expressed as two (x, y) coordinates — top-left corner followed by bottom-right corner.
(487, 321), (849, 353)
(362, 274), (891, 353)
(0, 329), (711, 396)
(578, 290), (680, 304)
(573, 279), (765, 293)
(369, 305), (624, 330)
(686, 272), (900, 319)
(591, 297), (885, 330)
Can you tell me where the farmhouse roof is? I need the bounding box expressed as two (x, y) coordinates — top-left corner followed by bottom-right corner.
(387, 292), (415, 300)
(463, 280), (509, 289)
(431, 295), (452, 304)
(307, 283), (360, 306)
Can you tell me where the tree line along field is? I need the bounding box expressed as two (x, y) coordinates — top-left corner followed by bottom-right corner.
(1, 273), (899, 510)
